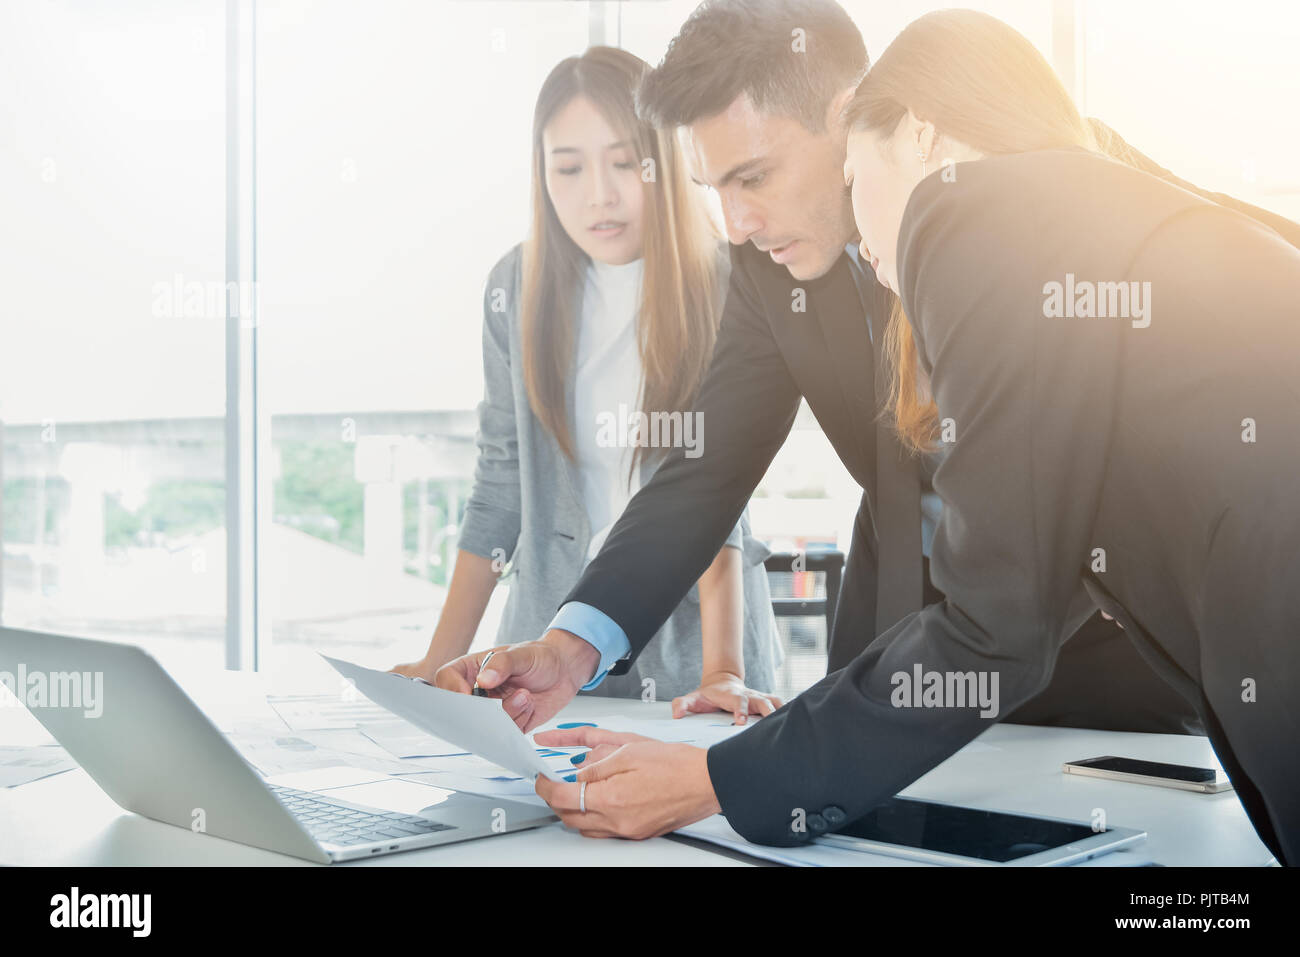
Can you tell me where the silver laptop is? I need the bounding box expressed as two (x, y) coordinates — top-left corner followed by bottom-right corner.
(0, 627), (556, 863)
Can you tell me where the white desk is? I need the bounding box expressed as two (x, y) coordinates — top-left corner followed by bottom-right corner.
(0, 669), (1274, 866)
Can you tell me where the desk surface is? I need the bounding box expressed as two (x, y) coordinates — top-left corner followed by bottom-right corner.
(0, 667), (1274, 867)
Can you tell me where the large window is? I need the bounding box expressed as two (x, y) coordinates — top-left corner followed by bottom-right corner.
(1, 0), (228, 671)
(256, 1), (590, 675)
(1079, 0), (1300, 222)
(4, 1), (1296, 697)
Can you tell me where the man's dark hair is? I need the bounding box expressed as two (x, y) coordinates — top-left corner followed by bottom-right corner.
(636, 0), (868, 133)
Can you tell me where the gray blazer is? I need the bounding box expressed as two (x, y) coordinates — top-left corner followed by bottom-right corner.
(457, 242), (782, 701)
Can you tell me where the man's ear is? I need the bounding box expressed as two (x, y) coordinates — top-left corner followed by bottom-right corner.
(677, 125), (704, 182)
(827, 85), (856, 134)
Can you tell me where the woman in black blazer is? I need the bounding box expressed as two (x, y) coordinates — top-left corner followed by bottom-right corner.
(837, 9), (1300, 862)
(525, 8), (1297, 861)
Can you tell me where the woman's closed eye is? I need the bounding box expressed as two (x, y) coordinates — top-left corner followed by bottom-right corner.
(557, 161), (636, 175)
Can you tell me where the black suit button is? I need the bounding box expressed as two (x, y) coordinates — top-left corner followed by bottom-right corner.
(823, 806), (847, 827)
(806, 813), (828, 835)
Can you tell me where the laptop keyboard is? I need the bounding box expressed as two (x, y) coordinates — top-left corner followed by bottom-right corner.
(270, 784), (456, 847)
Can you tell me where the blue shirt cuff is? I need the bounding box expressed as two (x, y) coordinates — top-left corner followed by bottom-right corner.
(548, 602), (632, 691)
(920, 490), (943, 560)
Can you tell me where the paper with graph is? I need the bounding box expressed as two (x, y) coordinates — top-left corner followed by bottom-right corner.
(321, 655), (567, 783)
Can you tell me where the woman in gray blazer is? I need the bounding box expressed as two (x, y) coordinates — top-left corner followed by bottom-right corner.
(394, 47), (783, 715)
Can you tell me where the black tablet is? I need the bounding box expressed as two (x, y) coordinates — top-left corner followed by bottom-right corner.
(817, 796), (1145, 866)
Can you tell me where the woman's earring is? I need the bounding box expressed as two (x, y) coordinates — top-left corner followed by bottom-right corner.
(917, 149), (928, 177)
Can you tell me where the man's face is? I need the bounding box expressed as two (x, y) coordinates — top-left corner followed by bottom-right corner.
(684, 91), (857, 281)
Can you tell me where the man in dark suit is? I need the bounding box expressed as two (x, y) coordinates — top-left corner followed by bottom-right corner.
(437, 0), (1201, 737)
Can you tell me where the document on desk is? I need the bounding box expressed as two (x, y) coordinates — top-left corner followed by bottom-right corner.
(0, 745), (78, 788)
(225, 732), (355, 777)
(536, 713), (761, 747)
(267, 694), (395, 732)
(360, 718), (470, 759)
(322, 655), (567, 783)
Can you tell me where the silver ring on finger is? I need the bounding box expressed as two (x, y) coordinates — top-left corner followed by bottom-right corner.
(579, 780), (587, 813)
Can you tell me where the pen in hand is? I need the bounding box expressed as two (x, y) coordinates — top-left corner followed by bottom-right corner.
(471, 650), (497, 697)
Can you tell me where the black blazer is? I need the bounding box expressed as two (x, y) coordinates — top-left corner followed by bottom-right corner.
(562, 234), (896, 652)
(561, 153), (1204, 736)
(706, 148), (1300, 859)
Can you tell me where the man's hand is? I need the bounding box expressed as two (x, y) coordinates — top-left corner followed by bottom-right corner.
(433, 629), (601, 732)
(533, 727), (720, 839)
(671, 671), (783, 725)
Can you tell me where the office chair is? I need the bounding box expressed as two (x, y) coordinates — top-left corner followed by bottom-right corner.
(764, 548), (844, 701)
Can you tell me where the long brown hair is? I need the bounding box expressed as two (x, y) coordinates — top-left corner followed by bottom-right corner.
(521, 46), (721, 473)
(842, 9), (1105, 454)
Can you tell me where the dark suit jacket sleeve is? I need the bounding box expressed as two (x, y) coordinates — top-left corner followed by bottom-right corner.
(561, 246), (803, 656)
(706, 161), (1130, 846)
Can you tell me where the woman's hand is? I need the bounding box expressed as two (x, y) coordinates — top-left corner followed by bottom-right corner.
(388, 549), (500, 687)
(533, 727), (720, 839)
(389, 657), (440, 683)
(671, 671), (783, 725)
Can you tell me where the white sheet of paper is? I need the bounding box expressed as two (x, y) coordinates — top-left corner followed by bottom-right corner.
(224, 732), (347, 776)
(536, 713), (761, 748)
(0, 745), (78, 788)
(676, 814), (930, 867)
(360, 718), (470, 758)
(322, 655), (566, 783)
(267, 695), (394, 732)
(400, 770), (549, 802)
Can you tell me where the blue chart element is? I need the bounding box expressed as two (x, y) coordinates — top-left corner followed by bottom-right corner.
(557, 722), (598, 730)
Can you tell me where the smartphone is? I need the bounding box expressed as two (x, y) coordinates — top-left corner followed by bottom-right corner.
(1063, 755), (1233, 793)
